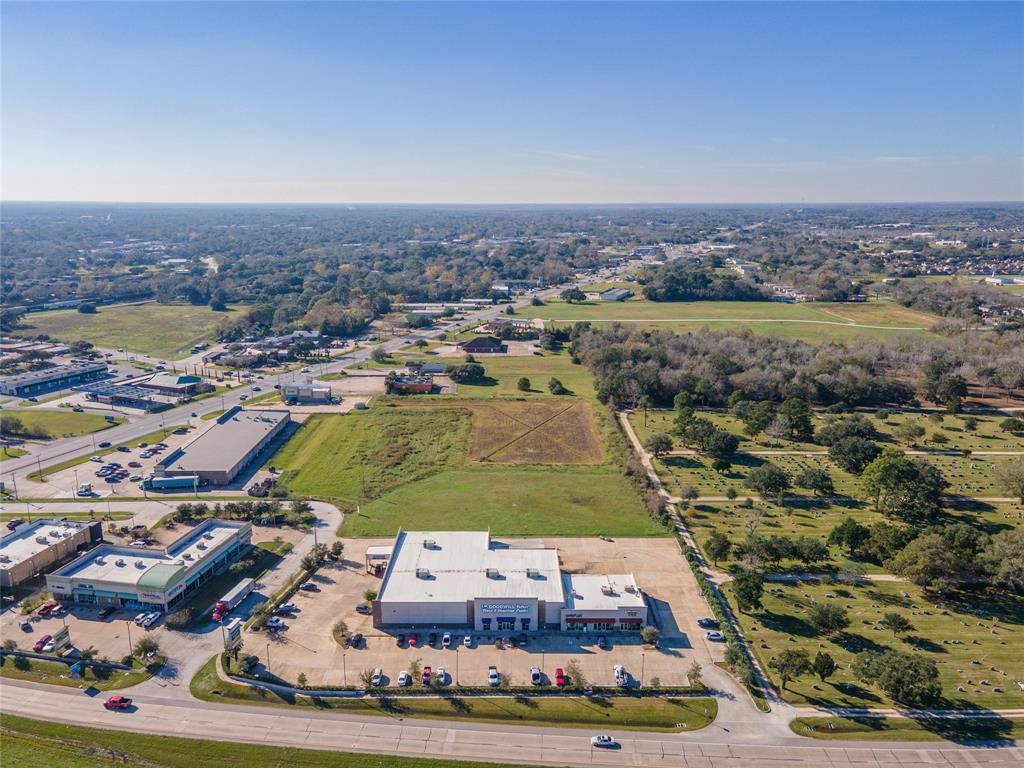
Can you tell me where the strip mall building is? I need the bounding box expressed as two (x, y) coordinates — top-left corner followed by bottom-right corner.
(372, 531), (648, 633)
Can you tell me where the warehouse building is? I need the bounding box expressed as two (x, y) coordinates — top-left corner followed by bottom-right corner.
(155, 407), (290, 485)
(136, 372), (211, 398)
(47, 519), (252, 612)
(0, 519), (104, 589)
(373, 531), (648, 633)
(283, 379), (331, 403)
(0, 362), (108, 397)
(75, 382), (176, 411)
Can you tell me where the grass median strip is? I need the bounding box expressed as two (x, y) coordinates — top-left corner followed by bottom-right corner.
(791, 715), (1024, 742)
(191, 656), (716, 731)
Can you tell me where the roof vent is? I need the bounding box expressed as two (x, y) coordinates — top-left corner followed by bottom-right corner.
(486, 568), (500, 579)
(115, 559), (125, 567)
(135, 560), (146, 569)
(416, 568), (430, 579)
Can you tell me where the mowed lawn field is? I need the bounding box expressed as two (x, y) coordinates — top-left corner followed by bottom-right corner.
(14, 301), (248, 359)
(519, 298), (940, 343)
(2, 409), (123, 438)
(271, 397), (658, 537)
(725, 579), (1024, 710)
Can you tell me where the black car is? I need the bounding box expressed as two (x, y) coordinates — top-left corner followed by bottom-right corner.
(697, 617), (720, 629)
(396, 634), (406, 647)
(241, 654), (259, 671)
(349, 633), (364, 647)
(517, 633), (528, 648)
(98, 606), (116, 619)
(428, 632), (438, 647)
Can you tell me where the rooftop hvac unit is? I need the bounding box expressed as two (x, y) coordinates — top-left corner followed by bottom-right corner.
(197, 542), (207, 550)
(600, 584), (614, 596)
(416, 568), (430, 579)
(203, 532), (214, 539)
(49, 530), (61, 537)
(486, 568), (500, 579)
(135, 560), (146, 568)
(183, 553), (193, 560)
(526, 568), (539, 578)
(35, 536), (49, 544)
(95, 558), (106, 565)
(423, 539), (436, 549)
(0, 555), (10, 563)
(624, 584), (636, 594)
(115, 559), (125, 567)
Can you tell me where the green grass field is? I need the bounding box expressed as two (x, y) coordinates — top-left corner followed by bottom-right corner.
(0, 714), (546, 768)
(270, 407), (472, 506)
(272, 404), (657, 537)
(792, 715), (1024, 742)
(2, 410), (123, 439)
(724, 579), (1024, 710)
(0, 447), (28, 460)
(14, 301), (249, 359)
(347, 464), (662, 536)
(520, 298), (940, 342)
(191, 657), (714, 732)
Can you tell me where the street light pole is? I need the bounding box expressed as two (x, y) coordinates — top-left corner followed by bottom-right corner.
(126, 620), (133, 658)
(640, 652), (646, 688)
(343, 652), (347, 686)
(266, 642), (271, 672)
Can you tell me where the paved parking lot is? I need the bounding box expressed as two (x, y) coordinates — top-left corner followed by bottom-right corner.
(244, 537), (721, 688)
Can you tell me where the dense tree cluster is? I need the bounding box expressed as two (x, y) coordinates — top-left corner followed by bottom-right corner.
(641, 262), (768, 302)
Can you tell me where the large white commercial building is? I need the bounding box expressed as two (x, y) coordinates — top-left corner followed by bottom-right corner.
(373, 531), (647, 633)
(46, 519), (252, 612)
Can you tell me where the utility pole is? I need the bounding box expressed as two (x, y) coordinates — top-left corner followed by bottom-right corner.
(126, 620), (133, 658)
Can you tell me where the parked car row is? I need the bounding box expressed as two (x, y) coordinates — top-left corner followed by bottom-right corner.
(371, 664), (502, 687)
(133, 611), (161, 628)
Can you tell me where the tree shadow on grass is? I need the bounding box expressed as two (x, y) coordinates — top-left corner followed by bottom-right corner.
(831, 631), (891, 655)
(756, 610), (817, 638)
(908, 711), (1016, 746)
(902, 636), (948, 654)
(663, 456), (702, 470)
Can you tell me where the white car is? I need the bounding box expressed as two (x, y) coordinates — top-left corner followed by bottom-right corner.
(142, 612), (161, 628)
(441, 632), (451, 648)
(613, 664), (627, 687)
(265, 617), (286, 630)
(462, 635), (472, 648)
(591, 735), (617, 748)
(371, 667), (383, 686)
(133, 612), (148, 625)
(396, 670), (410, 686)
(436, 667), (447, 685)
(274, 603), (297, 615)
(488, 666), (500, 686)
(90, 456), (103, 463)
(41, 640), (56, 653)
(530, 666), (542, 685)
(705, 631), (725, 642)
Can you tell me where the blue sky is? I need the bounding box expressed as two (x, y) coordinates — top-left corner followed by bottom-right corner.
(2, 2), (1021, 203)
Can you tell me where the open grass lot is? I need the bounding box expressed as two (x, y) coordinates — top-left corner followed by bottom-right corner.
(14, 301), (249, 359)
(347, 464), (660, 536)
(631, 409), (1024, 455)
(792, 715), (1024, 742)
(685, 499), (1024, 575)
(520, 298), (940, 342)
(2, 409), (124, 439)
(724, 579), (1024, 710)
(448, 350), (598, 401)
(403, 399), (604, 464)
(0, 714), (545, 768)
(191, 658), (714, 732)
(270, 407), (472, 506)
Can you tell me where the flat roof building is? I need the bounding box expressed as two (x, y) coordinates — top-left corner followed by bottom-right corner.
(374, 531), (648, 634)
(47, 518), (252, 612)
(0, 362), (108, 397)
(75, 382), (176, 411)
(156, 407), (290, 485)
(137, 372), (209, 397)
(283, 379), (331, 403)
(0, 519), (103, 588)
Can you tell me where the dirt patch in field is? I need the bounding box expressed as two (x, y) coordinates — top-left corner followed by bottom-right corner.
(403, 399), (604, 464)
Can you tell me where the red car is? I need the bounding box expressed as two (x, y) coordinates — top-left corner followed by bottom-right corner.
(421, 666), (432, 685)
(555, 667), (567, 686)
(37, 600), (60, 616)
(408, 632), (418, 647)
(32, 634), (52, 652)
(104, 695), (133, 710)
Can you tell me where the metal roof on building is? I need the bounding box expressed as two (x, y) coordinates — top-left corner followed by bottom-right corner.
(158, 408), (289, 475)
